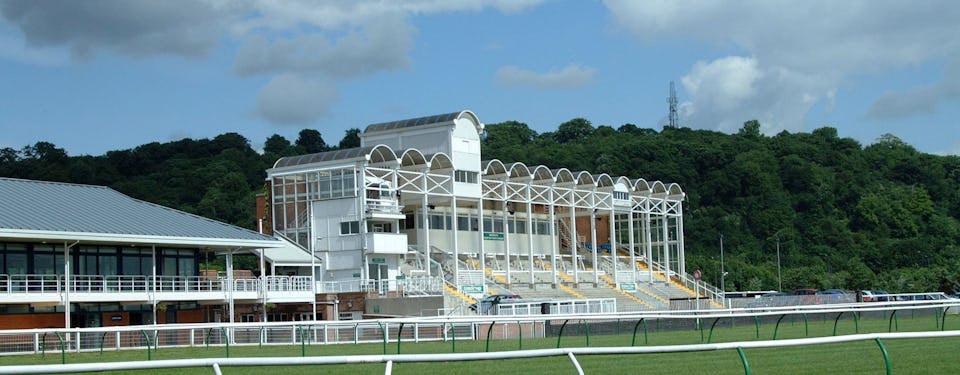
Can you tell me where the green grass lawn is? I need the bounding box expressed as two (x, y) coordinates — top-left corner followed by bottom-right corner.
(2, 313), (958, 374)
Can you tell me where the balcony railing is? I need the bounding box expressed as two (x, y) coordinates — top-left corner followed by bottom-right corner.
(0, 274), (313, 295)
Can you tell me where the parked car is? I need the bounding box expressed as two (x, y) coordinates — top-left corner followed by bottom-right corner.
(470, 294), (522, 315)
(860, 290), (877, 302)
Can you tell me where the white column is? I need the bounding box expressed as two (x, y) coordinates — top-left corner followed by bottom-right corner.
(628, 210), (636, 282)
(569, 191), (578, 286)
(451, 195), (459, 289)
(478, 199), (486, 280)
(309, 203), (317, 320)
(590, 207), (598, 285)
(644, 212), (653, 284)
(526, 183), (534, 286)
(609, 209), (617, 287)
(63, 241), (72, 329)
(227, 249), (235, 324)
(421, 169), (430, 278)
(677, 204), (686, 276)
(548, 188), (558, 286)
(502, 181), (510, 286)
(661, 209), (671, 284)
(151, 244), (157, 324)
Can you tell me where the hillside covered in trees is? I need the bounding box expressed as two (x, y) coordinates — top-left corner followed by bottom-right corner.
(2, 119), (959, 294)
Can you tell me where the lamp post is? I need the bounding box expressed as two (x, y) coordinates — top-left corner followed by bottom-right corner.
(719, 234), (725, 292)
(776, 237), (782, 292)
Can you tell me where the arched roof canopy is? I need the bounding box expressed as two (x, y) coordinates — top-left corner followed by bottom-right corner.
(427, 153), (454, 171)
(650, 181), (669, 196)
(363, 110), (484, 138)
(595, 174), (615, 188)
(553, 168), (575, 185)
(666, 182), (685, 198)
(506, 162), (531, 180)
(399, 149), (428, 169)
(574, 171), (595, 187)
(482, 160), (507, 177)
(365, 144), (398, 165)
(272, 146), (373, 169)
(531, 165), (554, 182)
(632, 179), (652, 194)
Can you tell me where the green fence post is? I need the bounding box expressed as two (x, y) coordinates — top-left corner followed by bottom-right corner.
(40, 333), (47, 359)
(630, 319), (648, 346)
(556, 320), (570, 348)
(854, 311), (860, 333)
(801, 313), (809, 337)
(298, 325), (306, 357)
(517, 321), (523, 350)
(887, 310), (899, 332)
(377, 321), (387, 355)
(397, 323), (405, 354)
(485, 322), (496, 352)
(220, 327), (230, 358)
(753, 316), (760, 339)
(833, 312), (845, 336)
(584, 320), (590, 347)
(451, 323), (456, 353)
(941, 306), (951, 331)
(139, 330), (152, 361)
(707, 318), (722, 343)
(773, 315), (787, 340)
(875, 338), (892, 375)
(54, 332), (66, 365)
(98, 332), (110, 356)
(736, 347), (751, 375)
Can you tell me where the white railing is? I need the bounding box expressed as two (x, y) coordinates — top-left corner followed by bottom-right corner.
(3, 331), (959, 375)
(0, 274), (313, 295)
(494, 298), (617, 316)
(1, 300), (959, 374)
(319, 277), (443, 295)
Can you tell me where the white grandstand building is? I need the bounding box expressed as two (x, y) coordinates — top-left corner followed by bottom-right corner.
(264, 110), (722, 316)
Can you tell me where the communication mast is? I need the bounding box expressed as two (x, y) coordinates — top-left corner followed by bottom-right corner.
(667, 81), (679, 128)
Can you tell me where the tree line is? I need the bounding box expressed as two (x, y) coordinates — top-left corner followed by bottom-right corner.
(2, 119), (959, 293)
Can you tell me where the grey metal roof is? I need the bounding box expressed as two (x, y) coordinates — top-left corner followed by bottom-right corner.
(0, 178), (278, 247)
(273, 146), (374, 169)
(363, 111), (460, 135)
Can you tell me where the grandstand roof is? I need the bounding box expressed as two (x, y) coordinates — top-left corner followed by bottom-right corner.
(0, 178), (281, 249)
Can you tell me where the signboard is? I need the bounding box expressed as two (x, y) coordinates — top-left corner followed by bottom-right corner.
(693, 269), (702, 281)
(371, 257), (386, 264)
(461, 285), (485, 294)
(620, 283), (637, 292)
(483, 232), (504, 241)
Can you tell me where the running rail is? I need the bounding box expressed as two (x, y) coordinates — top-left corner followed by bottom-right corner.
(2, 330), (959, 375)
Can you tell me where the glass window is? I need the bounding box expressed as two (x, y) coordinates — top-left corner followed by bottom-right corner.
(6, 253), (26, 274)
(429, 214), (444, 230)
(340, 221), (360, 235)
(516, 220), (527, 234)
(457, 215), (469, 231)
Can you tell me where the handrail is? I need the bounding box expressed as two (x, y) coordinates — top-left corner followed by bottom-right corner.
(4, 331), (959, 374)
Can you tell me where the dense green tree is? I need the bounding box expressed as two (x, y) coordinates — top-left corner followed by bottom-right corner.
(295, 129), (328, 154)
(338, 128), (361, 149)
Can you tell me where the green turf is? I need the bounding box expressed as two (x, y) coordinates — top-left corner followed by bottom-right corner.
(2, 314), (958, 374)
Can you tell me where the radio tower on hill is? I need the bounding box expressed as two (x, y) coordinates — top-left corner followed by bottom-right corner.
(667, 81), (679, 128)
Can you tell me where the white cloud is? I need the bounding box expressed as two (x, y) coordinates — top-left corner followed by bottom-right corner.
(235, 16), (413, 78)
(0, 0), (227, 60)
(257, 74), (337, 125)
(603, 0), (960, 132)
(495, 64), (595, 89)
(680, 56), (826, 133)
(0, 0), (546, 125)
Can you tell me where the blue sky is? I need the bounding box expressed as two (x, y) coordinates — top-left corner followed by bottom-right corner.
(1, 1), (958, 157)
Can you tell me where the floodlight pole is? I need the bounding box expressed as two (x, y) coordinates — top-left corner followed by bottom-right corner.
(719, 235), (724, 292)
(776, 237), (782, 293)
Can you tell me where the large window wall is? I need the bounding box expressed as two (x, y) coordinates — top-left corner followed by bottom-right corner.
(271, 167), (358, 248)
(0, 242), (199, 277)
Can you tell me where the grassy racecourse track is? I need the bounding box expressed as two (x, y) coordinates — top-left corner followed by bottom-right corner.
(2, 314), (959, 374)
